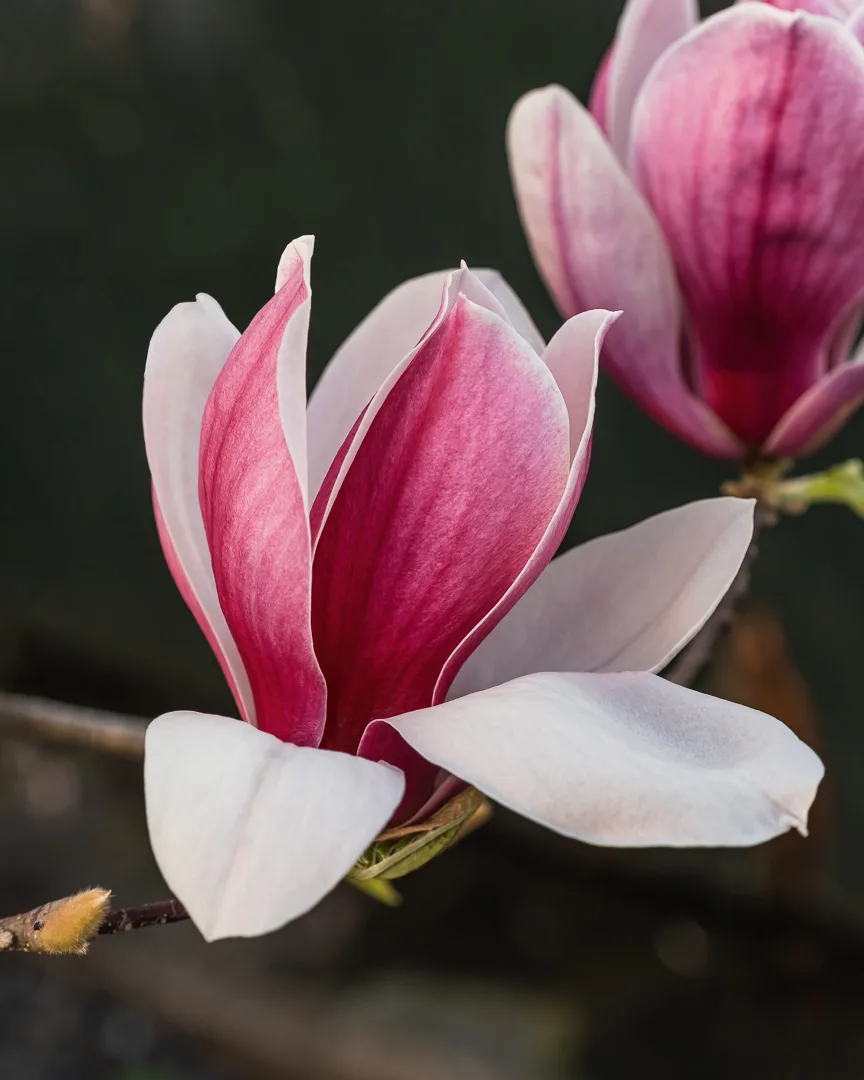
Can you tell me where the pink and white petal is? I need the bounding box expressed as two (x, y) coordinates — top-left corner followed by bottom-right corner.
(451, 497), (754, 697)
(606, 0), (698, 162)
(433, 309), (615, 710)
(199, 239), (327, 746)
(764, 358), (864, 456)
(588, 48), (613, 131)
(470, 269), (546, 356)
(306, 267), (541, 498)
(143, 295), (254, 723)
(631, 6), (864, 448)
(306, 270), (450, 499)
(507, 84), (743, 459)
(741, 0), (853, 15)
(385, 672), (824, 848)
(145, 712), (404, 942)
(311, 297), (570, 762)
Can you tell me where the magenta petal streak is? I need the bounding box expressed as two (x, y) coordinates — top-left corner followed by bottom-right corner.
(311, 297), (570, 815)
(199, 245), (327, 746)
(631, 7), (864, 447)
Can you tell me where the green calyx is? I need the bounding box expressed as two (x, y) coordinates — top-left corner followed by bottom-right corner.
(346, 786), (490, 903)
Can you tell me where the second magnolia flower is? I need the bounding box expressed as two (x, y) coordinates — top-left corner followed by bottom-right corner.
(143, 236), (822, 941)
(508, 0), (864, 459)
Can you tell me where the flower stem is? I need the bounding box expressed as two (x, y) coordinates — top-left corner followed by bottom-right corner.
(665, 502), (768, 688)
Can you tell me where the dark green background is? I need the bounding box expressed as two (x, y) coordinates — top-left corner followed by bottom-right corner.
(3, 2), (864, 1076)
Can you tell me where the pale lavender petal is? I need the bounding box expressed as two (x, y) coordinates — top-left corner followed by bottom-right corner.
(145, 712), (404, 941)
(386, 672), (824, 848)
(451, 498), (754, 697)
(606, 0), (698, 161)
(143, 295), (254, 723)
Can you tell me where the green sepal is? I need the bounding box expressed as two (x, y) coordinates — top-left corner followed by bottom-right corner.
(773, 458), (864, 518)
(348, 786), (489, 885)
(346, 875), (403, 906)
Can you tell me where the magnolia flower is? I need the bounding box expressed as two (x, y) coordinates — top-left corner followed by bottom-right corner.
(508, 0), (864, 459)
(142, 235), (822, 941)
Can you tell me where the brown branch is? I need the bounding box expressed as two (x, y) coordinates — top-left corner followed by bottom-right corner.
(0, 892), (189, 954)
(0, 691), (146, 757)
(99, 898), (188, 935)
(665, 503), (768, 687)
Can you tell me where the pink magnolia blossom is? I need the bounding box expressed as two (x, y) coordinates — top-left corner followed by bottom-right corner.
(142, 236), (822, 941)
(508, 0), (864, 458)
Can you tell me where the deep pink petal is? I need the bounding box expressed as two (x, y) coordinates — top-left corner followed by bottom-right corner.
(330, 305), (609, 824)
(631, 6), (864, 448)
(765, 358), (864, 456)
(432, 308), (617, 709)
(507, 85), (742, 458)
(311, 296), (570, 777)
(199, 239), (326, 746)
(605, 0), (698, 161)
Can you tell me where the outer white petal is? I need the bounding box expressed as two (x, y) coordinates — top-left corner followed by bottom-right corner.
(306, 268), (543, 496)
(143, 297), (255, 723)
(607, 0), (698, 161)
(387, 672), (823, 848)
(145, 713), (405, 941)
(451, 497), (754, 697)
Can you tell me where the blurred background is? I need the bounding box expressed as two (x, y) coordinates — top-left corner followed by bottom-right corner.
(1, 0), (864, 1076)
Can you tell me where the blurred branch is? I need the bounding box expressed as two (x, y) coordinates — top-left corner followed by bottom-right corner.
(0, 691), (146, 757)
(666, 503), (767, 687)
(99, 898), (188, 935)
(0, 892), (188, 955)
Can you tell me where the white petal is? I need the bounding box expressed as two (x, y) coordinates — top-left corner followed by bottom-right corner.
(275, 235), (315, 509)
(388, 672), (823, 848)
(143, 297), (255, 723)
(607, 0), (699, 162)
(145, 713), (405, 941)
(470, 270), (546, 356)
(451, 498), (754, 697)
(306, 267), (542, 497)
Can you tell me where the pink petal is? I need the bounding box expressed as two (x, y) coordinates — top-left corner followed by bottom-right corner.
(311, 295), (570, 812)
(631, 5), (864, 448)
(588, 48), (613, 132)
(451, 498), (754, 698)
(306, 268), (543, 498)
(434, 308), (618, 703)
(385, 672), (824, 848)
(507, 84), (743, 459)
(333, 303), (609, 823)
(740, 0), (851, 15)
(605, 0), (698, 161)
(199, 238), (326, 746)
(143, 295), (255, 723)
(765, 357), (864, 456)
(145, 712), (404, 941)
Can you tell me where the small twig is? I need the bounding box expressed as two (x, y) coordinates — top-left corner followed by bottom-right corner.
(0, 893), (189, 955)
(99, 898), (188, 935)
(0, 692), (146, 757)
(666, 503), (768, 687)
